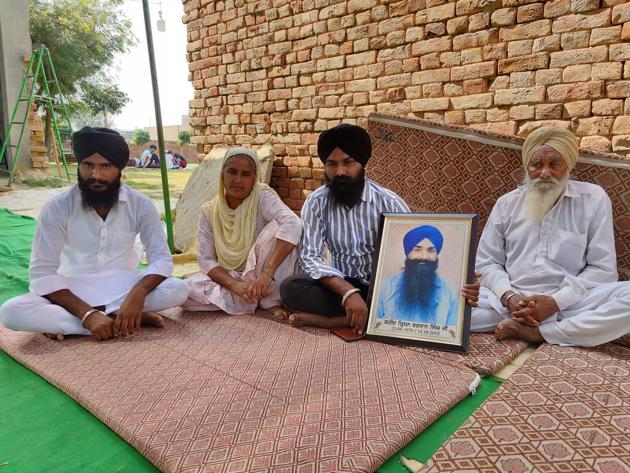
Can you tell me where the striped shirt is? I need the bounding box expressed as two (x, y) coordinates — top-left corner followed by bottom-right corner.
(300, 179), (410, 284)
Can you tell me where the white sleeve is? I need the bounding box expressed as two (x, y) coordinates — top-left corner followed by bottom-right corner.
(197, 211), (221, 274)
(299, 195), (345, 280)
(29, 199), (70, 296)
(258, 192), (303, 245)
(138, 198), (173, 278)
(476, 200), (512, 300)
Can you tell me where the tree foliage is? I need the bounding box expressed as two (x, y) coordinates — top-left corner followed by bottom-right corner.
(81, 82), (130, 127)
(29, 0), (135, 152)
(132, 129), (151, 146)
(30, 0), (134, 97)
(177, 131), (191, 146)
(58, 126), (73, 142)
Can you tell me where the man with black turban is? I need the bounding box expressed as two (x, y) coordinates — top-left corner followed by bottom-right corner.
(0, 127), (188, 341)
(280, 124), (479, 333)
(474, 126), (630, 346)
(376, 225), (458, 326)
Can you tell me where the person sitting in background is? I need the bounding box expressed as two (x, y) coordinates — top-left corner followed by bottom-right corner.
(182, 147), (302, 319)
(165, 150), (177, 169)
(139, 144), (156, 167)
(144, 146), (160, 168)
(175, 152), (187, 169)
(0, 127), (188, 341)
(473, 126), (630, 346)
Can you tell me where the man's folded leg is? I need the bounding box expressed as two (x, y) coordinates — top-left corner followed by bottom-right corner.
(0, 293), (91, 335)
(105, 277), (189, 314)
(280, 275), (346, 316)
(280, 275), (369, 328)
(470, 287), (509, 332)
(540, 282), (630, 347)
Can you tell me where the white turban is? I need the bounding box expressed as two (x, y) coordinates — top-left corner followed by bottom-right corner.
(522, 127), (579, 171)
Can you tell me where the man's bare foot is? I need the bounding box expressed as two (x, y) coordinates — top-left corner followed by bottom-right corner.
(288, 312), (349, 329)
(495, 319), (544, 343)
(44, 333), (65, 341)
(266, 306), (290, 321)
(141, 311), (165, 328)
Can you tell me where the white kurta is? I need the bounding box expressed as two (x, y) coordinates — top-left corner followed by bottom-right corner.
(0, 184), (188, 335)
(473, 180), (630, 346)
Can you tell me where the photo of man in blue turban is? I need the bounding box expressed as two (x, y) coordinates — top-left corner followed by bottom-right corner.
(376, 225), (458, 326)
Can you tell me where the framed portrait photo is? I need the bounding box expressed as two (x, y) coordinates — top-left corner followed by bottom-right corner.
(365, 213), (478, 353)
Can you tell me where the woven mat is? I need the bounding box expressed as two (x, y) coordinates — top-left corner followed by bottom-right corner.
(421, 343), (630, 473)
(402, 332), (529, 377)
(0, 310), (479, 473)
(253, 309), (529, 377)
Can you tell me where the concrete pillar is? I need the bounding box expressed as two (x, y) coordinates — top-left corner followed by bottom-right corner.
(0, 0), (33, 176)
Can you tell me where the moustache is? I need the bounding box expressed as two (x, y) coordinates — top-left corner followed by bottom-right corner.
(329, 175), (355, 186)
(531, 177), (560, 191)
(406, 258), (438, 271)
(86, 178), (110, 187)
(532, 177), (559, 185)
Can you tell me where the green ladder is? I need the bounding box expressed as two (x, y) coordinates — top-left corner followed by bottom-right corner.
(0, 47), (72, 185)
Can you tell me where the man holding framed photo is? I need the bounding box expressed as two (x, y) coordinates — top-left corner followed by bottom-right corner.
(473, 126), (630, 346)
(280, 123), (480, 334)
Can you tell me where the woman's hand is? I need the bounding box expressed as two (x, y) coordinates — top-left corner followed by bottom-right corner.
(229, 280), (255, 304)
(251, 272), (273, 300)
(208, 267), (256, 304)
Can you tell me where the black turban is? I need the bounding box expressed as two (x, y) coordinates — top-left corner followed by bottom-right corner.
(72, 127), (129, 170)
(317, 124), (372, 166)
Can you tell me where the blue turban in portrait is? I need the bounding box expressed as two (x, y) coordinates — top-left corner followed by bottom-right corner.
(403, 225), (444, 256)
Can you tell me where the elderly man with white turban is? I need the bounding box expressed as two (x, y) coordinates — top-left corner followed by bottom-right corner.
(472, 126), (630, 346)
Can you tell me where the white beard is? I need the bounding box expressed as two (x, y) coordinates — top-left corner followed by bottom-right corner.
(523, 174), (569, 222)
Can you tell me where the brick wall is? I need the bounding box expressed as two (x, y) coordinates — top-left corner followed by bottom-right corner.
(29, 106), (48, 172)
(183, 0), (630, 211)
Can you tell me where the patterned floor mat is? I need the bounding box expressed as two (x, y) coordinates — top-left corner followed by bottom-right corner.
(421, 343), (630, 473)
(0, 311), (479, 473)
(232, 309), (529, 378)
(402, 332), (529, 377)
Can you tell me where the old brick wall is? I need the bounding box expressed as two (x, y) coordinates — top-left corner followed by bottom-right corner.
(183, 0), (630, 211)
(28, 106), (48, 172)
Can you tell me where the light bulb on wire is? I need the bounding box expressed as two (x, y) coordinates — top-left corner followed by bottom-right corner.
(157, 3), (166, 32)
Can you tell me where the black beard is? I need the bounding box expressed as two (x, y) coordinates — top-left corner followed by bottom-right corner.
(78, 172), (121, 211)
(325, 168), (365, 207)
(400, 258), (439, 309)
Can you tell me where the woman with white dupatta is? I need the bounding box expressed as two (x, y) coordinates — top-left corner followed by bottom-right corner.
(183, 147), (302, 318)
